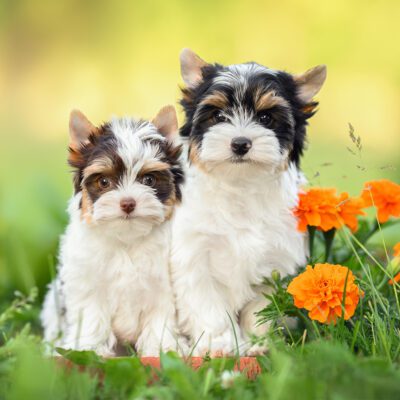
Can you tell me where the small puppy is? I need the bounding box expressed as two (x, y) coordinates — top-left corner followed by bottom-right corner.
(171, 49), (326, 355)
(41, 106), (184, 356)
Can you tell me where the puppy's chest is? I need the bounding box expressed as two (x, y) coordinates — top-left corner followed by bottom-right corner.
(192, 197), (296, 282)
(109, 248), (169, 295)
(64, 239), (169, 302)
(207, 218), (271, 278)
(203, 198), (290, 250)
(110, 249), (169, 340)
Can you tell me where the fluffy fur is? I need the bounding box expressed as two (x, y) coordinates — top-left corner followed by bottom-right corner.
(171, 49), (326, 355)
(41, 107), (184, 356)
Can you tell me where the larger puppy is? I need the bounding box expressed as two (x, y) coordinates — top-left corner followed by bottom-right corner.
(171, 49), (326, 355)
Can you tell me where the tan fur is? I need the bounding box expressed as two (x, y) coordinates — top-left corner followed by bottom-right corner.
(82, 157), (114, 180)
(180, 48), (209, 87)
(301, 102), (318, 114)
(69, 109), (99, 150)
(293, 65), (327, 103)
(68, 147), (84, 165)
(164, 193), (178, 220)
(255, 90), (289, 111)
(199, 91), (229, 109)
(180, 87), (193, 104)
(80, 188), (93, 224)
(188, 142), (208, 173)
(138, 161), (171, 177)
(152, 105), (178, 139)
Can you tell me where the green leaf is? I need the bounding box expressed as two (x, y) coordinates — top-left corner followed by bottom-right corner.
(55, 348), (103, 366)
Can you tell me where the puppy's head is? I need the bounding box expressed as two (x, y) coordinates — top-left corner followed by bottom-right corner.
(68, 106), (183, 237)
(179, 49), (326, 178)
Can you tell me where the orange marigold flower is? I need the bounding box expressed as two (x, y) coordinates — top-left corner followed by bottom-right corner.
(287, 263), (362, 324)
(394, 242), (400, 258)
(388, 243), (400, 285)
(294, 188), (365, 232)
(295, 188), (341, 232)
(337, 192), (366, 232)
(389, 274), (400, 285)
(360, 179), (400, 223)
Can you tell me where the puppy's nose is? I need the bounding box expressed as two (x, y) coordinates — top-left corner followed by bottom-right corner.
(120, 198), (136, 214)
(231, 137), (252, 156)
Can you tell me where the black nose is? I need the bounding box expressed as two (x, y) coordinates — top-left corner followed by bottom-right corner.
(231, 137), (252, 156)
(120, 198), (136, 214)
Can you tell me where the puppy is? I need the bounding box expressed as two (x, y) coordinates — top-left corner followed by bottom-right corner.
(171, 49), (326, 355)
(41, 106), (184, 356)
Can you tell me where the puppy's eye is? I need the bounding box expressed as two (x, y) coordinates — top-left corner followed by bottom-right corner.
(98, 176), (111, 189)
(214, 110), (228, 123)
(258, 111), (272, 125)
(141, 174), (156, 187)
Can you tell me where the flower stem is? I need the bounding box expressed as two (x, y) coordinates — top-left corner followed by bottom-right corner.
(359, 220), (379, 244)
(308, 226), (316, 260)
(323, 228), (336, 262)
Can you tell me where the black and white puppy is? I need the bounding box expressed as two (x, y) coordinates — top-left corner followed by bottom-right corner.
(171, 49), (326, 355)
(41, 106), (184, 356)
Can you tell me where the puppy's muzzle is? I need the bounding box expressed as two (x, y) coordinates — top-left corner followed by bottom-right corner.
(231, 137), (252, 156)
(120, 198), (136, 215)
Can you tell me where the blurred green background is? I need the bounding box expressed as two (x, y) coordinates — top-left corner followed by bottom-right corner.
(0, 0), (399, 303)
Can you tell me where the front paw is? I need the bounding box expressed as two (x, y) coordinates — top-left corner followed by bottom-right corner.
(191, 330), (246, 357)
(173, 336), (191, 356)
(246, 342), (268, 356)
(138, 333), (189, 357)
(60, 334), (116, 358)
(94, 344), (116, 358)
(58, 342), (115, 358)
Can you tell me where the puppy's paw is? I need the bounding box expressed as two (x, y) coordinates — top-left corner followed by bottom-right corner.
(95, 344), (116, 358)
(245, 342), (268, 356)
(191, 329), (246, 357)
(60, 332), (117, 358)
(58, 341), (115, 358)
(138, 333), (189, 357)
(173, 336), (191, 356)
(139, 343), (183, 357)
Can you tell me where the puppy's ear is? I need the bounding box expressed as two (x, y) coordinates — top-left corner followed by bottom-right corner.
(69, 110), (97, 150)
(180, 48), (209, 88)
(294, 65), (327, 104)
(152, 105), (178, 140)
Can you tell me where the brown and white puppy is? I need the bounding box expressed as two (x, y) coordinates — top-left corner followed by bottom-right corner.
(41, 106), (185, 356)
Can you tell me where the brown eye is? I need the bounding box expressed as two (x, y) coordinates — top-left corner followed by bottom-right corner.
(142, 174), (156, 187)
(98, 176), (111, 189)
(258, 111), (272, 125)
(214, 110), (228, 123)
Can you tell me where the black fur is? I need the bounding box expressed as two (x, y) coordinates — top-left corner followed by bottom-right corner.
(160, 141), (184, 202)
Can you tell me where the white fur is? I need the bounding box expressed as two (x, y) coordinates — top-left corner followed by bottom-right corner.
(213, 64), (277, 89)
(171, 120), (307, 356)
(198, 119), (284, 170)
(41, 118), (182, 356)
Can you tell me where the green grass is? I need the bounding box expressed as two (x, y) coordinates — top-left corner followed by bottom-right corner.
(1, 291), (400, 399)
